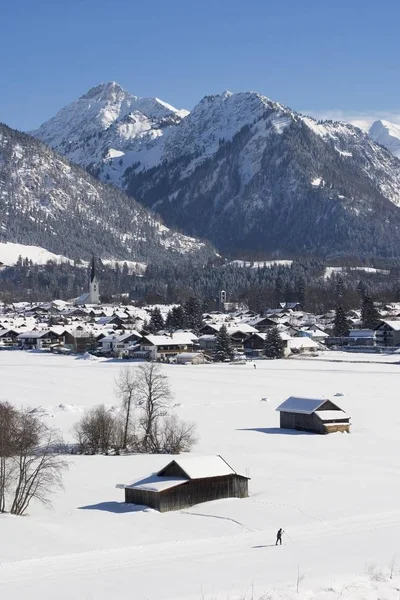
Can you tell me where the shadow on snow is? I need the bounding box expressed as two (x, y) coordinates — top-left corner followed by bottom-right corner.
(78, 501), (149, 514)
(236, 427), (313, 436)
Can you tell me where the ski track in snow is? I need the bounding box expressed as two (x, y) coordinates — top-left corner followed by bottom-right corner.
(2, 509), (400, 586)
(180, 509), (256, 532)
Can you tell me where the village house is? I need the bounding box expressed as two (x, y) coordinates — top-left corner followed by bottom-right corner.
(0, 329), (20, 346)
(139, 333), (197, 361)
(124, 455), (249, 512)
(374, 320), (400, 347)
(197, 334), (216, 352)
(347, 329), (376, 347)
(16, 329), (66, 349)
(98, 331), (142, 355)
(175, 352), (206, 365)
(276, 396), (350, 434)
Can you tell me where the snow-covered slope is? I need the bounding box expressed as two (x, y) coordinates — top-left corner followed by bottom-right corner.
(32, 85), (400, 256)
(0, 242), (73, 266)
(0, 124), (212, 263)
(30, 82), (188, 181)
(369, 119), (400, 159)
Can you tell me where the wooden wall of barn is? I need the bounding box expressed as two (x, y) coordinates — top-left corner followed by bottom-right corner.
(125, 475), (249, 512)
(125, 488), (161, 510)
(280, 412), (349, 434)
(280, 412), (325, 434)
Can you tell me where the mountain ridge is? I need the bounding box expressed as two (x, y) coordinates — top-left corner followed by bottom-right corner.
(0, 122), (213, 264)
(31, 83), (400, 257)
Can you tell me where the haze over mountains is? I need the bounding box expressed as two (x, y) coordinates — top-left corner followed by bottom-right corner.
(30, 82), (400, 258)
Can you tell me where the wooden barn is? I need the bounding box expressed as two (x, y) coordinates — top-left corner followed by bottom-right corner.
(276, 396), (350, 434)
(124, 455), (249, 512)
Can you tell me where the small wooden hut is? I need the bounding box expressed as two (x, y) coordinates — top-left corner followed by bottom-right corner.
(276, 396), (350, 434)
(124, 455), (249, 512)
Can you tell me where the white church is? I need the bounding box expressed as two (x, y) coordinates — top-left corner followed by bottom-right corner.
(74, 256), (100, 305)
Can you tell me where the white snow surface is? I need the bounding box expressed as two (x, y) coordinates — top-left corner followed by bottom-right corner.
(229, 259), (293, 268)
(0, 242), (73, 266)
(2, 352), (400, 599)
(324, 266), (390, 279)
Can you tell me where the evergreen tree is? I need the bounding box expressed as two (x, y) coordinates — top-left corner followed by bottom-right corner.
(170, 305), (186, 330)
(333, 304), (348, 336)
(357, 280), (367, 301)
(148, 307), (164, 332)
(165, 310), (173, 331)
(213, 325), (234, 362)
(184, 296), (202, 331)
(361, 296), (380, 329)
(264, 326), (285, 359)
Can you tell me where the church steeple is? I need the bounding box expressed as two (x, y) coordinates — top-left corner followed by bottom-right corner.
(88, 255), (100, 304)
(90, 255), (96, 283)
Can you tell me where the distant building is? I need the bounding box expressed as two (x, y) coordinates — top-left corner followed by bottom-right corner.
(75, 256), (100, 305)
(276, 396), (350, 435)
(139, 333), (197, 360)
(374, 320), (400, 347)
(124, 455), (249, 512)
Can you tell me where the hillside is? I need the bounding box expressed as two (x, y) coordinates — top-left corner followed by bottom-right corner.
(0, 123), (212, 264)
(32, 84), (400, 257)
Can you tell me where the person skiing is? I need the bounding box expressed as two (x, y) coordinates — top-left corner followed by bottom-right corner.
(275, 528), (284, 545)
(253, 363), (257, 369)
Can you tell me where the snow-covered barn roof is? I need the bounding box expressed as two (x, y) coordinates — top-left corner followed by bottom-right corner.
(125, 474), (188, 492)
(158, 455), (240, 480)
(276, 396), (333, 415)
(314, 410), (349, 421)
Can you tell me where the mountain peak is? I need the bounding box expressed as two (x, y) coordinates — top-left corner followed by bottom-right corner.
(80, 81), (128, 102)
(369, 119), (400, 158)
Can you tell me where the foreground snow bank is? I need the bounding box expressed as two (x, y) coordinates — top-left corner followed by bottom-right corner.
(203, 570), (400, 600)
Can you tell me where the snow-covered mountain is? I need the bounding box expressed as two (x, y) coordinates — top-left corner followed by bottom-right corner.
(369, 120), (400, 159)
(0, 123), (212, 264)
(31, 81), (189, 177)
(32, 84), (400, 256)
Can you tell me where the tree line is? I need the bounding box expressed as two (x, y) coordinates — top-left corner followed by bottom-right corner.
(2, 255), (400, 314)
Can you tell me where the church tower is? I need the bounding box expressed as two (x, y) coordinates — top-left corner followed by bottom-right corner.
(89, 256), (100, 304)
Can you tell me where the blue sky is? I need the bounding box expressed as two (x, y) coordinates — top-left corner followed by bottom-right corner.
(2, 0), (400, 130)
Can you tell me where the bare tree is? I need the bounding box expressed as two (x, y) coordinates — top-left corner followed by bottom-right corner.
(1, 408), (69, 516)
(158, 415), (198, 454)
(115, 367), (136, 449)
(133, 363), (173, 451)
(73, 404), (117, 454)
(0, 402), (18, 512)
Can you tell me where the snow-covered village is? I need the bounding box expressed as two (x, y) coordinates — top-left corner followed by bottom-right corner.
(3, 253), (400, 599)
(3, 3), (400, 599)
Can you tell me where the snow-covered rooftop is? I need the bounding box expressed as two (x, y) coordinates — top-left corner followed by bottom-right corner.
(158, 455), (239, 480)
(276, 396), (328, 414)
(314, 410), (349, 421)
(143, 334), (196, 346)
(125, 474), (188, 492)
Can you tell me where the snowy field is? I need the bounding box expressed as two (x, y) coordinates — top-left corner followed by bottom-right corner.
(1, 351), (400, 599)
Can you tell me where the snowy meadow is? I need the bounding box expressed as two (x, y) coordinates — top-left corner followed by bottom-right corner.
(1, 351), (400, 599)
